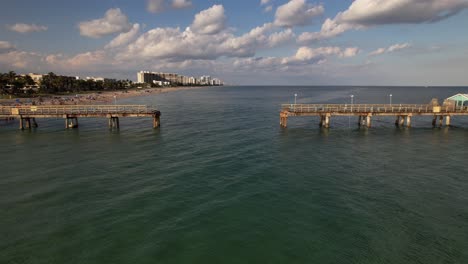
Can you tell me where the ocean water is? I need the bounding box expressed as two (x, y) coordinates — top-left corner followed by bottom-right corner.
(1, 86), (468, 264)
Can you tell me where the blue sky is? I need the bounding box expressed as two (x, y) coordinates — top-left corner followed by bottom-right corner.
(1, 0), (468, 85)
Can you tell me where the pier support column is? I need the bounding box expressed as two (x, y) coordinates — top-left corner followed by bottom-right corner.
(439, 116), (443, 127)
(399, 116), (405, 127)
(280, 111), (288, 128)
(357, 116), (362, 127)
(366, 115), (372, 128)
(319, 115), (324, 127)
(432, 116), (437, 127)
(65, 117), (79, 129)
(395, 116), (400, 127)
(324, 114), (331, 128)
(25, 118), (31, 129)
(32, 118), (38, 128)
(108, 117), (120, 129)
(445, 115), (451, 126)
(153, 115), (160, 128)
(19, 116), (24, 130)
(406, 115), (412, 128)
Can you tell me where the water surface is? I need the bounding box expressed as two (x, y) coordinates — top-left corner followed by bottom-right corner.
(1, 86), (468, 263)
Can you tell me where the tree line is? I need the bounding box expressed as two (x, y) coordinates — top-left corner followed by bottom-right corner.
(0, 71), (134, 96)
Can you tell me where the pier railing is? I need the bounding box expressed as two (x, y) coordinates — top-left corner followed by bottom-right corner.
(281, 104), (468, 113)
(0, 105), (158, 116)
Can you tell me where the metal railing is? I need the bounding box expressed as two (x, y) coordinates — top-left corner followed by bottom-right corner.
(281, 104), (468, 113)
(0, 105), (158, 116)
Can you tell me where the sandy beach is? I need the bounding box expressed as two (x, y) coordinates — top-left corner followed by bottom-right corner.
(0, 86), (218, 106)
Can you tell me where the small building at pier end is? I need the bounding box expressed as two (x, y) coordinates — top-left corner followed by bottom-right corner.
(445, 94), (468, 110)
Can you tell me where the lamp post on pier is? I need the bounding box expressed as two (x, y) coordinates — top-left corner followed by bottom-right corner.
(350, 95), (354, 112)
(114, 95), (117, 105)
(294, 93), (297, 105)
(389, 94), (392, 105)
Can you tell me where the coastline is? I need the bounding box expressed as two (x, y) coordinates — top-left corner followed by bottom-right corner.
(0, 85), (220, 106)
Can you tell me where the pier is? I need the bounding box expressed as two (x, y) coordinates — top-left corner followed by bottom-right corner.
(280, 104), (468, 128)
(0, 105), (161, 130)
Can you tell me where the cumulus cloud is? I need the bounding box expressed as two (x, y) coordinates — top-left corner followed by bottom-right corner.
(264, 5), (273, 12)
(105, 24), (141, 49)
(267, 29), (295, 48)
(7, 23), (48, 33)
(233, 46), (359, 72)
(0, 41), (16, 53)
(172, 0), (192, 9)
(0, 51), (43, 70)
(191, 5), (226, 35)
(147, 0), (165, 13)
(338, 0), (468, 26)
(369, 43), (411, 56)
(79, 8), (132, 38)
(288, 46), (359, 62)
(300, 0), (468, 42)
(274, 0), (324, 27)
(261, 0), (271, 5)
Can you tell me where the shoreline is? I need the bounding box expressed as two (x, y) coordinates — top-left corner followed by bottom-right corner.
(0, 86), (221, 106)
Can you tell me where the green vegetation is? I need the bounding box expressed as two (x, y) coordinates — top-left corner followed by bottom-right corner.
(0, 71), (134, 97)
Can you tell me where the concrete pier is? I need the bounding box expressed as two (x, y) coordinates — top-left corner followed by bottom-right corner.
(280, 104), (468, 129)
(0, 105), (161, 130)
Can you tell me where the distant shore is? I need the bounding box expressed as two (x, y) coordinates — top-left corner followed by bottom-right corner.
(0, 86), (220, 106)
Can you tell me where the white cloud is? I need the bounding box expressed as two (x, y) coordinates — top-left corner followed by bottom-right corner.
(289, 46), (359, 62)
(147, 0), (165, 13)
(338, 0), (468, 26)
(79, 8), (132, 38)
(0, 51), (43, 70)
(261, 0), (271, 5)
(369, 43), (411, 56)
(264, 5), (273, 12)
(0, 41), (16, 53)
(298, 19), (358, 43)
(44, 50), (112, 72)
(267, 29), (295, 48)
(7, 23), (48, 33)
(191, 5), (226, 35)
(105, 24), (141, 49)
(300, 0), (468, 42)
(388, 43), (410, 52)
(232, 46), (359, 73)
(111, 20), (295, 64)
(274, 0), (324, 27)
(368, 48), (386, 56)
(172, 0), (192, 9)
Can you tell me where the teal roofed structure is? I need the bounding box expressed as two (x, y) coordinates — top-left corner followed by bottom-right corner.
(446, 94), (468, 109)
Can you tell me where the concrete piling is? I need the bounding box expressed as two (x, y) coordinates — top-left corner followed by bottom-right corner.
(108, 117), (120, 129)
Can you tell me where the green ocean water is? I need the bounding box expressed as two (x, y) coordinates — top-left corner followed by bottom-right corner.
(1, 86), (468, 263)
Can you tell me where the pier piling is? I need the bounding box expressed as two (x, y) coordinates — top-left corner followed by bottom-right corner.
(65, 117), (79, 129)
(108, 117), (120, 129)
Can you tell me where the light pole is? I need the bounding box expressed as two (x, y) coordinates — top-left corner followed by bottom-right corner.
(389, 94), (392, 105)
(294, 93), (297, 105)
(114, 95), (117, 105)
(350, 95), (354, 111)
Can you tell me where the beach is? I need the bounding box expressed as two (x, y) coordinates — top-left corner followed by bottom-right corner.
(0, 86), (218, 106)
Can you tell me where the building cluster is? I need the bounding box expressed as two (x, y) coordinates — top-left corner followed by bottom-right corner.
(24, 73), (109, 83)
(137, 71), (223, 86)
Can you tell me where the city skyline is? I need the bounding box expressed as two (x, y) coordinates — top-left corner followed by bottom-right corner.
(1, 0), (468, 85)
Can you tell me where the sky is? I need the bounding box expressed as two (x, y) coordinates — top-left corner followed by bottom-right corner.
(0, 0), (468, 85)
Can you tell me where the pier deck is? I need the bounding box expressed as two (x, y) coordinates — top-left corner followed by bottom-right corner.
(280, 104), (468, 128)
(0, 105), (161, 130)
